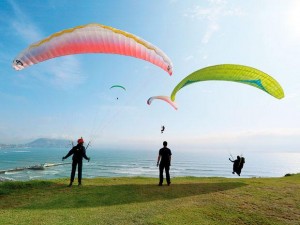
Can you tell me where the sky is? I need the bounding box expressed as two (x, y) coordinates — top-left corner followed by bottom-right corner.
(0, 0), (300, 153)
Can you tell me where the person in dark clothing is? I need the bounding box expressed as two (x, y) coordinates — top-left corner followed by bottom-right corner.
(236, 156), (245, 176)
(229, 156), (240, 175)
(157, 141), (172, 186)
(229, 156), (245, 176)
(62, 137), (90, 187)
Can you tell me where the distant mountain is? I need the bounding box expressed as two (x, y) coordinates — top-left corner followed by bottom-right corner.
(25, 138), (71, 148)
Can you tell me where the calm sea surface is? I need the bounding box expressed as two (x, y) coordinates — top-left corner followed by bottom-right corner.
(0, 147), (299, 181)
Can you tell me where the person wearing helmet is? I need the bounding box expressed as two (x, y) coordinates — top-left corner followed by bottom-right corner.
(62, 137), (90, 187)
(157, 141), (172, 186)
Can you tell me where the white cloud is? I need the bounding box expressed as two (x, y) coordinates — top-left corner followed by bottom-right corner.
(8, 0), (84, 89)
(184, 55), (194, 61)
(284, 1), (300, 41)
(281, 83), (300, 100)
(202, 22), (219, 44)
(159, 129), (300, 152)
(85, 128), (300, 152)
(8, 0), (43, 42)
(285, 91), (300, 100)
(0, 90), (27, 104)
(168, 0), (179, 4)
(44, 57), (85, 89)
(0, 51), (10, 64)
(184, 0), (244, 44)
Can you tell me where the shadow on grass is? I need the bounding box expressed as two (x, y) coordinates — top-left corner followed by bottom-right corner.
(1, 180), (247, 209)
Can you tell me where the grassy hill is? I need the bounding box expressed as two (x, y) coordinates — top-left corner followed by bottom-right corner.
(0, 175), (299, 225)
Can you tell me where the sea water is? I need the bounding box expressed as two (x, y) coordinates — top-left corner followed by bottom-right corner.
(0, 147), (299, 181)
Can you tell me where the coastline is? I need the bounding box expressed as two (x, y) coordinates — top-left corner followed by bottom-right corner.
(1, 148), (300, 181)
(1, 172), (299, 183)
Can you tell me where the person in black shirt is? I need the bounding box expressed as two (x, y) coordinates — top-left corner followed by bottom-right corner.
(62, 137), (90, 187)
(157, 141), (172, 186)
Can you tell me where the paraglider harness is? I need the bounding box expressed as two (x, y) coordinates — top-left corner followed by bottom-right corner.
(15, 59), (23, 66)
(238, 157), (245, 168)
(71, 140), (91, 150)
(70, 140), (91, 161)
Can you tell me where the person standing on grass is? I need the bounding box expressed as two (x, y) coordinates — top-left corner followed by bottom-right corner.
(62, 137), (90, 187)
(157, 141), (172, 186)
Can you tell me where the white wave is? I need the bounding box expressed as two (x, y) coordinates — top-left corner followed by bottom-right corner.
(29, 175), (42, 180)
(0, 176), (15, 181)
(13, 150), (31, 153)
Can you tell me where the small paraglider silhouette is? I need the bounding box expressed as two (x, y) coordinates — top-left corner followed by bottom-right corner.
(110, 85), (125, 101)
(161, 126), (165, 134)
(229, 155), (245, 176)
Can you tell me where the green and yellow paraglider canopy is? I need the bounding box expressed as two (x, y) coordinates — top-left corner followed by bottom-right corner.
(171, 64), (284, 101)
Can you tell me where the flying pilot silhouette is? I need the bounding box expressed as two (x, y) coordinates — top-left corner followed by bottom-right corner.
(229, 156), (245, 176)
(161, 126), (165, 134)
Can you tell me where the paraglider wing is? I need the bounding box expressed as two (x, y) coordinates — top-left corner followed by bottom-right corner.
(147, 96), (178, 110)
(110, 85), (126, 91)
(170, 64), (284, 101)
(12, 23), (173, 75)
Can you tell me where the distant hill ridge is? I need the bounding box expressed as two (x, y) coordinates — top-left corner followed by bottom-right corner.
(0, 138), (71, 148)
(26, 138), (71, 148)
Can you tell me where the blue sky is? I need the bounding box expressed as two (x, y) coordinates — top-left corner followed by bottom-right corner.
(1, 0), (300, 152)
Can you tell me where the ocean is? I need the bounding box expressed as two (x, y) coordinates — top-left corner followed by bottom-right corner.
(0, 147), (299, 181)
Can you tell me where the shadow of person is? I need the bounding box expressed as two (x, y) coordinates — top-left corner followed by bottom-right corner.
(6, 181), (248, 210)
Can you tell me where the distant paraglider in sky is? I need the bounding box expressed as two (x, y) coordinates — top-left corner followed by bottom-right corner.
(171, 64), (284, 101)
(147, 96), (178, 110)
(12, 23), (173, 75)
(161, 125), (165, 134)
(110, 85), (126, 100)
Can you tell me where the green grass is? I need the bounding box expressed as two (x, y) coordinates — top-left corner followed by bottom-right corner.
(0, 175), (299, 225)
